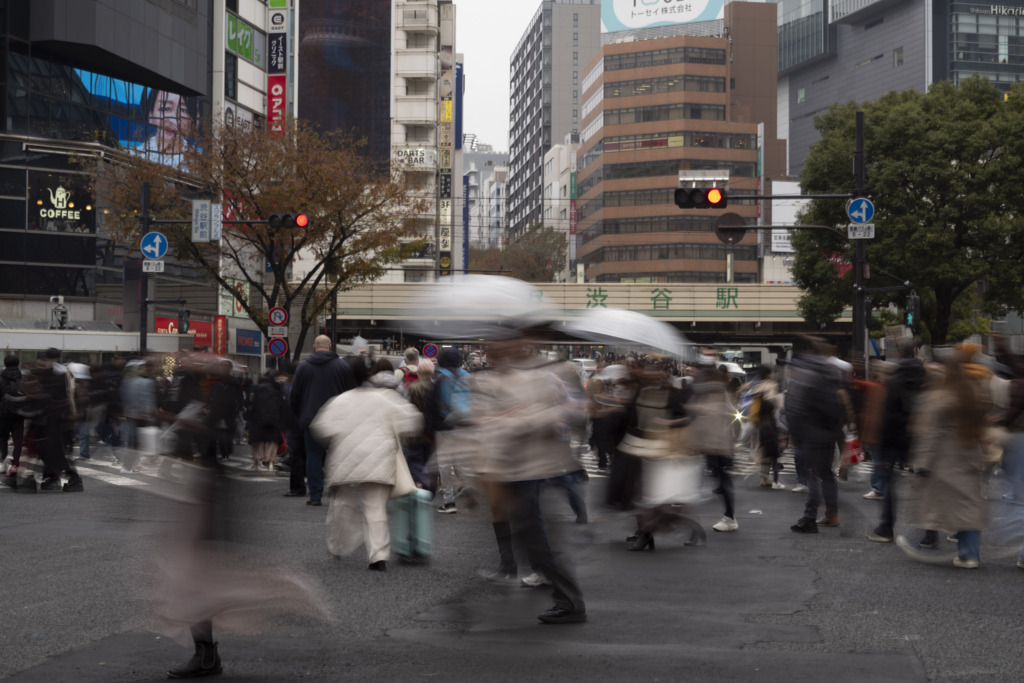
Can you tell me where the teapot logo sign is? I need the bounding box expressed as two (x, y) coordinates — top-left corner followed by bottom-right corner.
(41, 185), (81, 220)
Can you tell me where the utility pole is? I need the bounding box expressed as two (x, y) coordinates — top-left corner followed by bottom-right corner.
(139, 181), (151, 355)
(853, 111), (867, 368)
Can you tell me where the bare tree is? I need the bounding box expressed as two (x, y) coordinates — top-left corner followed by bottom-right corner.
(86, 118), (428, 361)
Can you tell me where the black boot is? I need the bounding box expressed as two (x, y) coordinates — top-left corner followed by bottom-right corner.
(491, 521), (516, 578)
(167, 640), (222, 679)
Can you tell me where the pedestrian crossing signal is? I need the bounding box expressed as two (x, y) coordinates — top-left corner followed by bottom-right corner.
(905, 294), (921, 330)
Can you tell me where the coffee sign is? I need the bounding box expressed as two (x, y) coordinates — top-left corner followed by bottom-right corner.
(30, 171), (94, 233)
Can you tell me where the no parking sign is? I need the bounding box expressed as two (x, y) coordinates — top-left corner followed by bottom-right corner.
(422, 343), (438, 359)
(268, 338), (288, 357)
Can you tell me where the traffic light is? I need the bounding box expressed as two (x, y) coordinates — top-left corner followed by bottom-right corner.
(905, 294), (921, 330)
(674, 186), (727, 209)
(178, 307), (191, 334)
(269, 212), (310, 229)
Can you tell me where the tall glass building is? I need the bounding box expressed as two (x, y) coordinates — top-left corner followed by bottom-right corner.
(0, 0), (209, 302)
(779, 0), (1024, 175)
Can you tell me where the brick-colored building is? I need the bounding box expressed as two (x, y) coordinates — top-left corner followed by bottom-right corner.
(576, 2), (785, 284)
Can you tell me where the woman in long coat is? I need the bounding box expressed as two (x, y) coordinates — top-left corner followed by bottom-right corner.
(910, 347), (992, 568)
(311, 359), (423, 571)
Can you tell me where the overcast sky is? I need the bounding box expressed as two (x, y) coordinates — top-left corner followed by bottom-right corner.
(457, 1), (541, 153)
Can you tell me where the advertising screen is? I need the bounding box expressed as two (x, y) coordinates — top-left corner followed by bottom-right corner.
(601, 0), (725, 32)
(73, 68), (203, 169)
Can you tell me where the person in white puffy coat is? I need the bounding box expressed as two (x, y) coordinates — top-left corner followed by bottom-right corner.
(311, 359), (423, 571)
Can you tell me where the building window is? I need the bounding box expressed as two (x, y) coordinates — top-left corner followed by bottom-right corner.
(573, 12), (578, 27)
(573, 109), (578, 123)
(797, 86), (806, 103)
(225, 53), (238, 100)
(573, 32), (578, 46)
(573, 90), (578, 103)
(573, 51), (578, 65)
(573, 71), (578, 85)
(893, 47), (904, 67)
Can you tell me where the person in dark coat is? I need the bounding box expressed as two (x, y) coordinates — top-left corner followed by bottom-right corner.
(246, 371), (285, 471)
(289, 335), (357, 506)
(866, 339), (926, 544)
(0, 355), (26, 483)
(786, 338), (844, 534)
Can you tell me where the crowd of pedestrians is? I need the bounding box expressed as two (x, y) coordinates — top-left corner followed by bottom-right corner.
(6, 332), (1024, 679)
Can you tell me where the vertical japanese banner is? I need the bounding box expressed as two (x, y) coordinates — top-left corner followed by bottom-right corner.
(213, 315), (229, 356)
(569, 170), (577, 267)
(439, 63), (454, 277)
(267, 0), (289, 138)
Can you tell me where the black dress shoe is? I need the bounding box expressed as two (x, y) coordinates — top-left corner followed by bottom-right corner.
(790, 517), (818, 534)
(368, 560), (387, 571)
(283, 490), (306, 497)
(306, 499), (322, 506)
(538, 606), (587, 624)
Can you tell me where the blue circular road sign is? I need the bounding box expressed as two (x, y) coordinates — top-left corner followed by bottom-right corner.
(846, 198), (875, 224)
(141, 231), (168, 260)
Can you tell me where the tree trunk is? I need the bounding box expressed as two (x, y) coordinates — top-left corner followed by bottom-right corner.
(932, 288), (954, 346)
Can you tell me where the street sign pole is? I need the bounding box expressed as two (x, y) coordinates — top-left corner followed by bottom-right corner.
(140, 182), (151, 355)
(853, 112), (867, 370)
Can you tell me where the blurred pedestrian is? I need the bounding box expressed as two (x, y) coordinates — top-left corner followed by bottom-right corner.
(866, 339), (927, 544)
(786, 337), (844, 534)
(471, 337), (587, 623)
(247, 371), (286, 472)
(691, 355), (739, 533)
(312, 356), (423, 571)
(434, 349), (472, 514)
(746, 366), (785, 489)
(289, 335), (357, 506)
(1, 355), (26, 484)
(907, 345), (992, 568)
(160, 357), (329, 679)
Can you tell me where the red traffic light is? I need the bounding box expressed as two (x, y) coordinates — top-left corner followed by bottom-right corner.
(269, 212), (311, 229)
(674, 186), (727, 209)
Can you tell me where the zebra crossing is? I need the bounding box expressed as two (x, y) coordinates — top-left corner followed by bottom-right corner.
(2, 442), (282, 497)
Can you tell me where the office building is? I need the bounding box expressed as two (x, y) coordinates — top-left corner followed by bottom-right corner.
(779, 0), (1024, 176)
(576, 2), (785, 284)
(463, 148), (509, 248)
(390, 0), (462, 281)
(507, 0), (601, 242)
(542, 135), (580, 282)
(0, 0), (210, 339)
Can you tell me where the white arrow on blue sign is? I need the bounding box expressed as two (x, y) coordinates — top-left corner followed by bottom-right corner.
(141, 231), (168, 260)
(846, 198), (875, 224)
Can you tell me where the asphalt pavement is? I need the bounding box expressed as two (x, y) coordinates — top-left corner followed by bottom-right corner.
(2, 443), (1024, 682)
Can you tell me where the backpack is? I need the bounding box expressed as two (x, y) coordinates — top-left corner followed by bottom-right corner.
(1, 375), (26, 417)
(401, 366), (419, 388)
(435, 368), (471, 429)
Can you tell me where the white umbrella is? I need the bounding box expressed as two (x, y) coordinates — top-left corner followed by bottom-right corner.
(564, 308), (690, 359)
(414, 274), (556, 340)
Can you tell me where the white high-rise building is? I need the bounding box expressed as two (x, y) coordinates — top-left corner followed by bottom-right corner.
(390, 0), (462, 281)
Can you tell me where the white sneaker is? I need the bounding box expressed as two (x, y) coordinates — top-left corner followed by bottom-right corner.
(863, 490), (884, 500)
(119, 466), (138, 474)
(712, 516), (738, 532)
(520, 572), (550, 587)
(791, 484), (808, 493)
(771, 482), (786, 490)
(953, 557), (979, 569)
